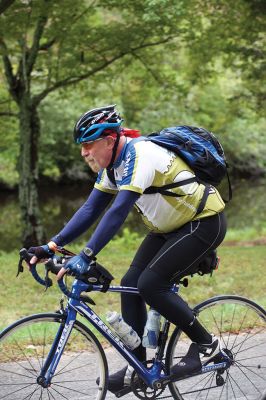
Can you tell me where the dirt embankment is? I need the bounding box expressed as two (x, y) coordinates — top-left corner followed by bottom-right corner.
(224, 237), (266, 247)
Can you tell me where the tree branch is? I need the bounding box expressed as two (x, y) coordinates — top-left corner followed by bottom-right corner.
(33, 35), (174, 105)
(0, 0), (15, 15)
(0, 38), (17, 100)
(131, 51), (162, 84)
(33, 54), (125, 105)
(39, 38), (56, 51)
(0, 111), (17, 117)
(26, 12), (48, 76)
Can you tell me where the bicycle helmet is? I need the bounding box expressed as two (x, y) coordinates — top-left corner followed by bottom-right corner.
(74, 104), (123, 144)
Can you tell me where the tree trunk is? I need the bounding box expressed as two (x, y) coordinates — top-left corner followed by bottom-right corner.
(18, 95), (45, 247)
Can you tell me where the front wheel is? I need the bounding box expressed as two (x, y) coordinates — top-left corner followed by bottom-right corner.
(0, 312), (108, 399)
(166, 295), (266, 400)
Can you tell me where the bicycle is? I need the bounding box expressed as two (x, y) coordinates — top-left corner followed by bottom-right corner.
(0, 248), (265, 400)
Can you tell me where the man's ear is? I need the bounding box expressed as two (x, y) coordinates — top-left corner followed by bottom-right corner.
(105, 136), (115, 148)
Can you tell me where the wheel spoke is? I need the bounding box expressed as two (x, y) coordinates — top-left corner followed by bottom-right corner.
(0, 382), (34, 400)
(234, 340), (266, 355)
(52, 382), (89, 396)
(54, 349), (86, 376)
(232, 324), (264, 353)
(22, 384), (40, 400)
(237, 353), (266, 362)
(235, 360), (266, 384)
(0, 314), (107, 400)
(204, 373), (215, 400)
(0, 367), (35, 380)
(226, 303), (237, 349)
(168, 297), (266, 400)
(230, 306), (249, 350)
(27, 326), (43, 371)
(228, 371), (249, 399)
(227, 372), (238, 400)
(48, 385), (69, 399)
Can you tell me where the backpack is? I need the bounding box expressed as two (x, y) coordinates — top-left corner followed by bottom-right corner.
(107, 125), (232, 215)
(144, 125), (232, 214)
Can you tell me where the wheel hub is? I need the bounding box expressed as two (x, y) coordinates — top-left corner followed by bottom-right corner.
(37, 376), (49, 388)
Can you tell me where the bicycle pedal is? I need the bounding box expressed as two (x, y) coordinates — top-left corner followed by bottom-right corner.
(115, 386), (132, 397)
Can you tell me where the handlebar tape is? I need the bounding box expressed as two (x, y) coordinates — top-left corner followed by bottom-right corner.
(19, 248), (53, 287)
(57, 278), (80, 300)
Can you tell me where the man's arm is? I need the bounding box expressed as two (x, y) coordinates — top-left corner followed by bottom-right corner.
(84, 190), (140, 255)
(51, 188), (114, 246)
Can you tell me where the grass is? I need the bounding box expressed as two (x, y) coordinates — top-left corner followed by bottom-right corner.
(0, 230), (265, 335)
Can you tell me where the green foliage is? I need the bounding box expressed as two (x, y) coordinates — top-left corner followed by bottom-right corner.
(0, 0), (265, 189)
(112, 227), (141, 248)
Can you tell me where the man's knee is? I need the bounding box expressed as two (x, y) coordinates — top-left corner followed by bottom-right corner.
(120, 266), (142, 287)
(137, 269), (165, 303)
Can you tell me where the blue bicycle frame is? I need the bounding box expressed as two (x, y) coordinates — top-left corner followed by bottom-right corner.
(39, 279), (230, 389)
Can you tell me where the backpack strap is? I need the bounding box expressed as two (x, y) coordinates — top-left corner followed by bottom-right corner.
(106, 169), (116, 186)
(107, 168), (210, 215)
(224, 167), (233, 203)
(195, 184), (210, 215)
(143, 177), (197, 195)
(144, 178), (210, 215)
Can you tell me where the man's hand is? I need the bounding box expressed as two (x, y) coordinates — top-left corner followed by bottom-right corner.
(28, 242), (56, 264)
(63, 253), (91, 277)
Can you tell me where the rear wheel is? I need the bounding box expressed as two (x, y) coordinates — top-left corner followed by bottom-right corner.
(0, 312), (108, 399)
(166, 295), (266, 400)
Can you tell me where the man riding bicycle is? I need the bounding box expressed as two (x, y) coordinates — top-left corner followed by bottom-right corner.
(29, 105), (227, 394)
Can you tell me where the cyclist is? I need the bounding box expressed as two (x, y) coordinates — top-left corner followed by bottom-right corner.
(29, 105), (227, 394)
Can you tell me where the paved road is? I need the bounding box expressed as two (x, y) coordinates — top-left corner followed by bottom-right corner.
(1, 336), (265, 399)
(101, 342), (266, 400)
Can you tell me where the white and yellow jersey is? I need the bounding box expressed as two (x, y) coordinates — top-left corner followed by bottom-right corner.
(95, 138), (225, 233)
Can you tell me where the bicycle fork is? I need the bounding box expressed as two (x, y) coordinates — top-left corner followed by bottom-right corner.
(37, 308), (76, 388)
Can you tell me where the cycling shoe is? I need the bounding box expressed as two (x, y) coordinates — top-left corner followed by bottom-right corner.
(96, 365), (133, 394)
(171, 343), (201, 379)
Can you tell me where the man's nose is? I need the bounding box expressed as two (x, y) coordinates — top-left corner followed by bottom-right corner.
(81, 144), (90, 157)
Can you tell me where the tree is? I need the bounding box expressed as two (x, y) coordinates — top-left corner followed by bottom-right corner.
(0, 0), (264, 246)
(0, 0), (193, 246)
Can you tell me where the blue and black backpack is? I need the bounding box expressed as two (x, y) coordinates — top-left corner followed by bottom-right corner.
(107, 125), (232, 215)
(144, 125), (232, 214)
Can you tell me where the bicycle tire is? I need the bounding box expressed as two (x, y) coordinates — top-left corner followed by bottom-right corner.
(0, 312), (108, 400)
(165, 295), (266, 400)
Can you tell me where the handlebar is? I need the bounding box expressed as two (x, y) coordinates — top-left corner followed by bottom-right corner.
(19, 248), (73, 294)
(18, 248), (104, 303)
(19, 248), (53, 288)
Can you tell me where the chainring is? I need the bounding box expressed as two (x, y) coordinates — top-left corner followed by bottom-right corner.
(131, 361), (167, 400)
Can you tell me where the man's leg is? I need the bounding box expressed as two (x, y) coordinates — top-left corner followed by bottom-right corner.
(106, 233), (166, 393)
(137, 213), (227, 377)
(120, 232), (166, 361)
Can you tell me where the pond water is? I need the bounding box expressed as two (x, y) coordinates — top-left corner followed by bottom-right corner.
(0, 178), (265, 252)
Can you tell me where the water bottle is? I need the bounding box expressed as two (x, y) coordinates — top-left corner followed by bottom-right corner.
(142, 308), (161, 349)
(106, 311), (141, 350)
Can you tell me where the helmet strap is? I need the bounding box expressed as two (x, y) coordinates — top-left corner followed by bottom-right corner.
(107, 132), (120, 169)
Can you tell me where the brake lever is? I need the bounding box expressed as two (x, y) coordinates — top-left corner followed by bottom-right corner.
(16, 256), (24, 277)
(44, 268), (53, 291)
(57, 247), (76, 257)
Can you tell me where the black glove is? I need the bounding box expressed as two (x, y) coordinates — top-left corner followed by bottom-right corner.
(28, 245), (55, 261)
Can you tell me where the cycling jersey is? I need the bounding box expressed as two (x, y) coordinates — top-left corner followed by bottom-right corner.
(95, 138), (225, 233)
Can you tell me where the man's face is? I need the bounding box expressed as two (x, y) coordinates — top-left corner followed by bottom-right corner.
(81, 137), (114, 173)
